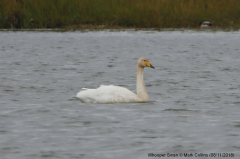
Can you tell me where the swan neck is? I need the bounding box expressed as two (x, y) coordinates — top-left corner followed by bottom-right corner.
(136, 66), (149, 101)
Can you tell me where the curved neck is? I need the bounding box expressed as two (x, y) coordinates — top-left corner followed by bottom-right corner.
(136, 66), (149, 101)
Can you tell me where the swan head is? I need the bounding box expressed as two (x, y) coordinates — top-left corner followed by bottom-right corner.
(138, 57), (155, 69)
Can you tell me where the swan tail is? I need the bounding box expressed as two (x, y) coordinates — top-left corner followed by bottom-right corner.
(75, 88), (98, 103)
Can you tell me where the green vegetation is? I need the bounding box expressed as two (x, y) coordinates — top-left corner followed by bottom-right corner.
(1, 0), (240, 29)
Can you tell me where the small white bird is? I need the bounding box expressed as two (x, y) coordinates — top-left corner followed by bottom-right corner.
(199, 21), (212, 27)
(74, 57), (155, 104)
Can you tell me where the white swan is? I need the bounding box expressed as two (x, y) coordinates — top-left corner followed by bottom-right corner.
(74, 57), (154, 103)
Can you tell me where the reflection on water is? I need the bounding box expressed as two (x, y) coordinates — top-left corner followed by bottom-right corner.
(0, 30), (240, 159)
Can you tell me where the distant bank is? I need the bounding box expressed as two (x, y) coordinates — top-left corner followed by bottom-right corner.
(1, 0), (240, 29)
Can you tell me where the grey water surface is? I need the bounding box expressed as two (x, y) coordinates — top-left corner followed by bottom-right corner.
(0, 30), (240, 159)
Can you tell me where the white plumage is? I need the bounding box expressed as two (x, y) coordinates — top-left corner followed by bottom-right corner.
(74, 57), (154, 104)
(76, 85), (139, 103)
(199, 21), (212, 27)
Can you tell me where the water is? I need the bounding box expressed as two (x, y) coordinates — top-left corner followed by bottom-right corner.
(0, 30), (240, 159)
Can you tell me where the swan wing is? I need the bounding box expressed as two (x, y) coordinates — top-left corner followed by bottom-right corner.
(75, 85), (139, 103)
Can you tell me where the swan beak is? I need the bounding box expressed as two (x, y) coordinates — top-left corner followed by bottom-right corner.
(146, 61), (155, 69)
(150, 64), (155, 69)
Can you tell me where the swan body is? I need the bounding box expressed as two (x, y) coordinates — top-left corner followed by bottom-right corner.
(76, 85), (139, 103)
(75, 57), (154, 104)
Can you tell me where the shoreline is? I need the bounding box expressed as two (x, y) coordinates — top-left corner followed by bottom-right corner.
(0, 26), (239, 32)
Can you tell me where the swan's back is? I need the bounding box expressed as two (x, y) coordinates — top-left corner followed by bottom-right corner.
(75, 85), (139, 103)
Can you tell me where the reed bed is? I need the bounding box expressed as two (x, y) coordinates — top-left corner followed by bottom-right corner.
(1, 0), (240, 29)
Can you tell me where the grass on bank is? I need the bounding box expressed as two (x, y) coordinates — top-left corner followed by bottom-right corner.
(1, 0), (240, 29)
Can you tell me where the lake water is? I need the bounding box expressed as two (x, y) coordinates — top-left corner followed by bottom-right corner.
(0, 30), (240, 159)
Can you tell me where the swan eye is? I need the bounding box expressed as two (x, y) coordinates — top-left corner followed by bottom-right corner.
(144, 60), (146, 62)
